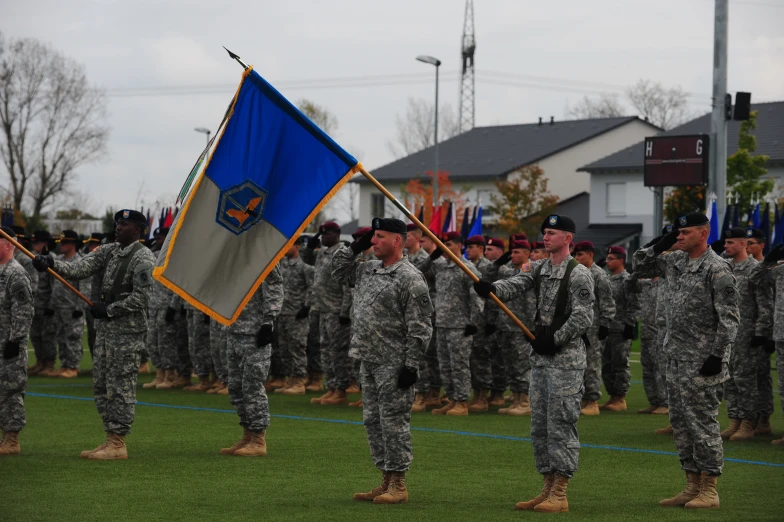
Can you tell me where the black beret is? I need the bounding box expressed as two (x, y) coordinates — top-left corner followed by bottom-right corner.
(541, 214), (576, 234)
(31, 230), (52, 243)
(676, 212), (709, 229)
(371, 217), (406, 235)
(710, 239), (725, 254)
(662, 224), (674, 235)
(11, 226), (25, 238)
(0, 226), (16, 240)
(747, 228), (765, 240)
(85, 232), (104, 243)
(114, 209), (148, 228)
(723, 227), (747, 239)
(56, 230), (82, 245)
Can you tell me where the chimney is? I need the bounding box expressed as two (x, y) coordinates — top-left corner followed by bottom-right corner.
(538, 117), (542, 126)
(550, 116), (555, 125)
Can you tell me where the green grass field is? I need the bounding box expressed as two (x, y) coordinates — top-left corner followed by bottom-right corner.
(6, 341), (783, 522)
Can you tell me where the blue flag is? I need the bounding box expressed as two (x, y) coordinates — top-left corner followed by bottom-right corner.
(707, 199), (719, 244)
(154, 67), (358, 325)
(731, 204), (739, 228)
(761, 202), (771, 254)
(442, 201), (453, 233)
(468, 203), (483, 237)
(460, 205), (471, 238)
(774, 204), (784, 247)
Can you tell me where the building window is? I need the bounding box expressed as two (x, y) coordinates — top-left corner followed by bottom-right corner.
(371, 193), (385, 218)
(606, 183), (626, 217)
(476, 189), (495, 217)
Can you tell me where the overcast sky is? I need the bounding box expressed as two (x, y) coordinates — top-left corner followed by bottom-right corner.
(2, 0), (783, 221)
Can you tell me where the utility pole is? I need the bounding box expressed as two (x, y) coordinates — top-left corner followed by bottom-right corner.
(653, 187), (663, 234)
(709, 0), (728, 221)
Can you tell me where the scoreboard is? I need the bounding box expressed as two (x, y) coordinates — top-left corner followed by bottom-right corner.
(643, 135), (709, 187)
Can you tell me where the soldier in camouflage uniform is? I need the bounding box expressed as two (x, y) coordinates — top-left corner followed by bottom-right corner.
(49, 231), (87, 378)
(333, 218), (432, 504)
(572, 241), (616, 416)
(207, 320), (229, 394)
(633, 212), (739, 509)
(720, 228), (773, 441)
(166, 293), (193, 388)
(274, 237), (314, 395)
(184, 304), (213, 391)
(34, 209), (157, 460)
(143, 228), (173, 389)
(28, 231), (57, 376)
(0, 227), (35, 456)
(82, 233), (103, 361)
(601, 246), (641, 412)
(304, 222), (353, 405)
(11, 226), (37, 290)
(484, 237), (510, 405)
(464, 235), (495, 412)
(635, 276), (669, 414)
(219, 264), (283, 457)
(421, 232), (483, 416)
(474, 215), (593, 513)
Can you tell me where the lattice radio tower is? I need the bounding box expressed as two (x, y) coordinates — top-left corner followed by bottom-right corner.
(459, 0), (476, 132)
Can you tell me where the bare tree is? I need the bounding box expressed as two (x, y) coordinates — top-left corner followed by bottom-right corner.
(626, 79), (690, 130)
(297, 99), (338, 135)
(0, 33), (109, 230)
(386, 97), (462, 159)
(565, 93), (626, 120)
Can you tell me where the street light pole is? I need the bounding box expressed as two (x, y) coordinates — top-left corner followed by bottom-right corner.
(194, 127), (211, 145)
(416, 55), (441, 208)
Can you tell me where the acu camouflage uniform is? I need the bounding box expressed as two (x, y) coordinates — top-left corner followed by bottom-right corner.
(226, 265), (283, 432)
(634, 247), (739, 476)
(757, 262), (784, 417)
(603, 269), (641, 397)
(492, 255), (594, 478)
(30, 251), (56, 364)
(186, 302), (212, 378)
(332, 246), (432, 472)
(147, 275), (177, 371)
(13, 251), (37, 292)
(50, 253), (87, 370)
(584, 263), (615, 402)
(470, 256), (496, 391)
(277, 255), (314, 378)
(0, 259), (34, 435)
(637, 278), (668, 407)
(53, 242), (156, 436)
(407, 247), (441, 395)
(169, 294), (193, 377)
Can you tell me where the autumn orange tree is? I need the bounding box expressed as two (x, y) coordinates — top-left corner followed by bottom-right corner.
(488, 165), (559, 238)
(402, 170), (468, 229)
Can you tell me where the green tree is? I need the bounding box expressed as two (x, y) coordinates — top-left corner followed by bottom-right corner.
(664, 185), (705, 224)
(488, 165), (559, 238)
(102, 207), (115, 233)
(727, 111), (772, 213)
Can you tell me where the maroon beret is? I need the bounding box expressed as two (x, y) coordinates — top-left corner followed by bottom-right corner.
(352, 226), (372, 239)
(607, 246), (626, 257)
(406, 223), (419, 232)
(511, 240), (531, 251)
(531, 241), (545, 250)
(465, 235), (486, 246)
(486, 237), (505, 249)
(573, 241), (595, 253)
(442, 231), (463, 243)
(509, 233), (528, 242)
(319, 221), (340, 233)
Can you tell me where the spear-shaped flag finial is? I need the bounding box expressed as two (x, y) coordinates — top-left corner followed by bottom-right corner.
(223, 47), (249, 70)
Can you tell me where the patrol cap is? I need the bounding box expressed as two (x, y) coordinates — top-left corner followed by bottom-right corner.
(541, 214), (576, 235)
(676, 212), (709, 229)
(352, 226), (372, 240)
(531, 241), (545, 250)
(114, 209), (147, 228)
(11, 226), (25, 238)
(371, 217), (407, 235)
(465, 235), (486, 246)
(607, 246), (626, 257)
(56, 230), (83, 245)
(747, 228), (765, 241)
(31, 230), (53, 243)
(723, 227), (747, 239)
(510, 240), (531, 251)
(85, 232), (104, 243)
(486, 237), (505, 249)
(319, 221), (340, 233)
(442, 231), (463, 243)
(0, 226), (16, 240)
(573, 241), (595, 254)
(662, 224), (674, 235)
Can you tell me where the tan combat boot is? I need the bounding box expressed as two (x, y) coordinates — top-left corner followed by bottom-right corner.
(655, 424), (673, 435)
(720, 418), (741, 439)
(498, 392), (520, 415)
(411, 393), (427, 413)
(138, 362), (151, 374)
(729, 419), (755, 441)
(143, 369), (165, 389)
(0, 431), (20, 456)
(155, 369), (177, 389)
(353, 471), (390, 501)
(37, 360), (57, 377)
(206, 380), (224, 394)
(581, 400), (600, 416)
(659, 471), (700, 506)
(754, 415), (772, 436)
(684, 473), (719, 509)
(282, 376), (307, 395)
(321, 389), (348, 405)
(80, 437), (110, 459)
(373, 471), (408, 504)
(515, 472), (554, 510)
(468, 389), (488, 412)
(348, 397), (363, 408)
(88, 433), (128, 460)
(488, 390), (506, 407)
(267, 376), (286, 390)
(424, 389), (442, 408)
(432, 400), (455, 415)
(59, 368), (78, 379)
(187, 375), (212, 392)
(638, 404), (657, 414)
(216, 383), (229, 395)
(220, 428), (251, 455)
(599, 396), (617, 410)
(505, 393), (532, 416)
(346, 380), (361, 394)
(311, 389), (334, 404)
(652, 406), (669, 415)
(534, 473), (570, 513)
(305, 372), (324, 392)
(772, 436), (784, 446)
(28, 361), (43, 376)
(605, 395), (627, 412)
(234, 430), (267, 457)
(446, 401), (469, 416)
(274, 377), (292, 394)
(170, 373), (192, 388)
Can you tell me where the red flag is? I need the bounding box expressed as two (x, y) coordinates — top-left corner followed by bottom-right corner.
(428, 206), (442, 234)
(163, 207), (173, 228)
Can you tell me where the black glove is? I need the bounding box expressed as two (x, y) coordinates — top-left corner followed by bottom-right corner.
(473, 279), (495, 298)
(699, 355), (722, 377)
(339, 316), (351, 326)
(44, 308), (55, 317)
(623, 324), (635, 340)
(531, 325), (558, 356)
(653, 230), (679, 254)
(203, 313), (210, 325)
(764, 339), (775, 355)
(763, 244), (784, 265)
(2, 340), (21, 360)
(256, 324), (274, 347)
(90, 303), (109, 320)
(295, 306), (310, 320)
(751, 335), (767, 348)
(165, 307), (176, 323)
(72, 310), (84, 319)
(644, 235), (664, 249)
(180, 307), (187, 318)
(397, 366), (418, 389)
(350, 230), (374, 255)
(307, 233), (322, 250)
(485, 323), (497, 336)
(597, 325), (609, 340)
(32, 255), (54, 272)
(429, 248), (443, 261)
(463, 324), (478, 337)
(494, 251), (512, 267)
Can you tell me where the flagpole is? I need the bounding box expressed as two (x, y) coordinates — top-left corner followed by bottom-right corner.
(358, 164), (534, 340)
(0, 229), (93, 306)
